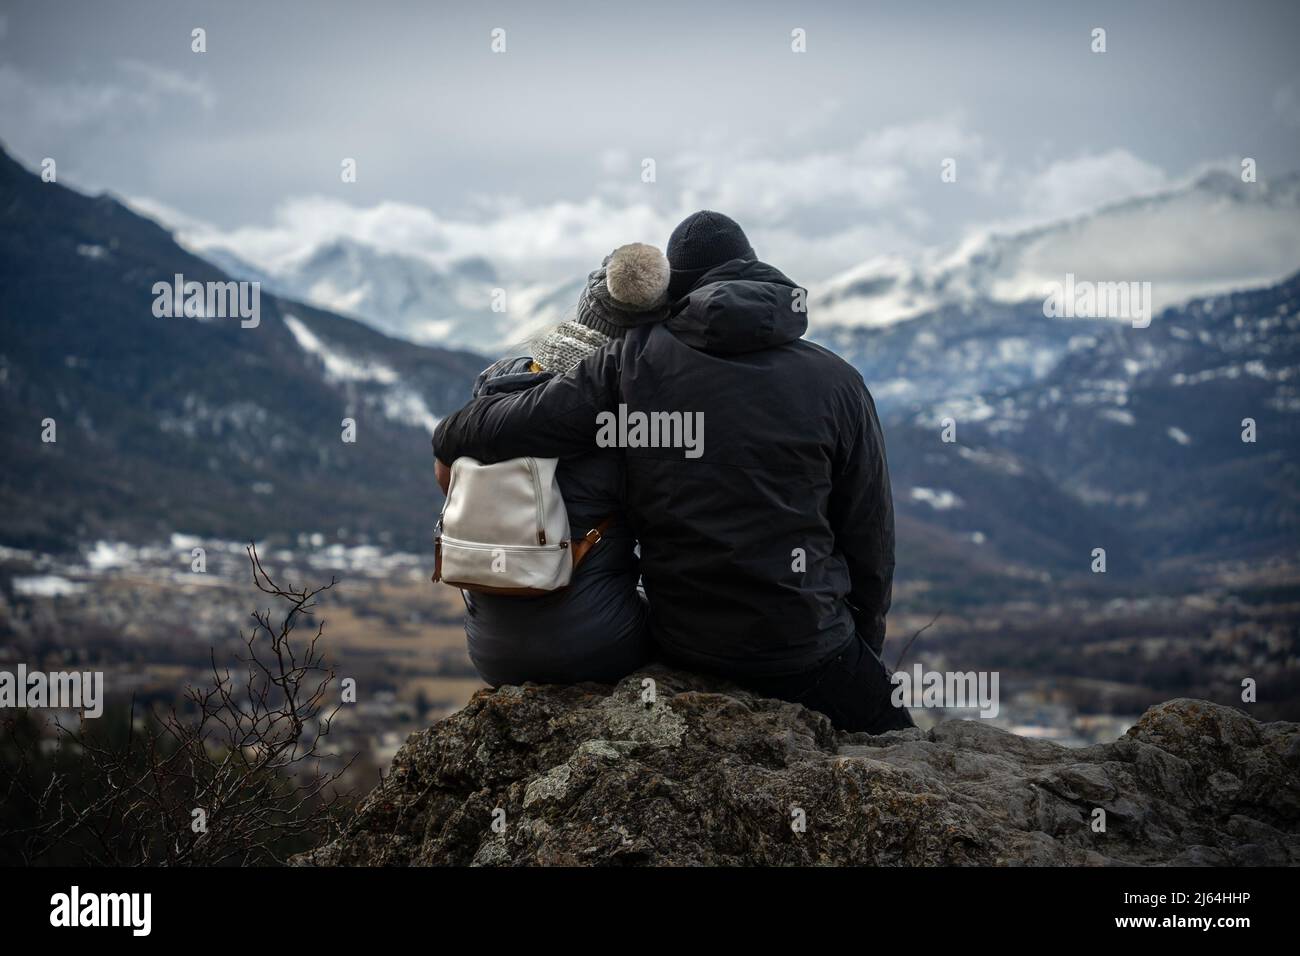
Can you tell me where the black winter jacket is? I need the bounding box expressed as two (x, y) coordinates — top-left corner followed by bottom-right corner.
(433, 258), (894, 679)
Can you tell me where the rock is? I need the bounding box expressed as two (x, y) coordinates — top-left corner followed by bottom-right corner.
(296, 667), (1300, 866)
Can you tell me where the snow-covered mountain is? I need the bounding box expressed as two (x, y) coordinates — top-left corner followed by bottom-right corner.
(204, 237), (557, 356)
(810, 300), (1114, 417)
(198, 169), (1300, 360)
(881, 271), (1300, 581)
(812, 170), (1300, 330)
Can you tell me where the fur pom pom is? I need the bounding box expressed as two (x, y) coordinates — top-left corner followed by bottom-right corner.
(605, 242), (670, 309)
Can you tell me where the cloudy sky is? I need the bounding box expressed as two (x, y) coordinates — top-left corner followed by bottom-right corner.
(3, 0), (1299, 287)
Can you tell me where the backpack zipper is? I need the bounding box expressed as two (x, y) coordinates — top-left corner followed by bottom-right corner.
(524, 457), (547, 545)
(438, 534), (563, 552)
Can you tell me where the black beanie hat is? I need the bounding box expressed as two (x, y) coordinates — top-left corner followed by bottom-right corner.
(666, 210), (756, 300)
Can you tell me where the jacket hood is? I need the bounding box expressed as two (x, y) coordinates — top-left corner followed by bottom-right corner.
(666, 258), (808, 355)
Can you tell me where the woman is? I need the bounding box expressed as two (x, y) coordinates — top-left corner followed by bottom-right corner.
(436, 243), (670, 686)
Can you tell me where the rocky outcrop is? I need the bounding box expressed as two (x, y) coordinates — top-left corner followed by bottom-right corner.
(299, 666), (1300, 866)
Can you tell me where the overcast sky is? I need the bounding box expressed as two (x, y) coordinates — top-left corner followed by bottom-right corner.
(3, 0), (1299, 283)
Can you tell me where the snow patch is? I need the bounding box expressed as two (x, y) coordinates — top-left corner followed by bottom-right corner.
(910, 487), (964, 510)
(13, 575), (88, 597)
(380, 387), (441, 434)
(957, 446), (1025, 475)
(283, 314), (399, 384)
(86, 541), (132, 571)
(284, 313), (441, 434)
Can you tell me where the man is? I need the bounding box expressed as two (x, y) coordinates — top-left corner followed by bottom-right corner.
(433, 211), (910, 733)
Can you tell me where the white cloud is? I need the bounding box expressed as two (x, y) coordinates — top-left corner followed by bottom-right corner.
(1019, 149), (1170, 221)
(167, 116), (994, 287)
(992, 176), (1300, 307)
(666, 117), (988, 222)
(182, 193), (676, 283)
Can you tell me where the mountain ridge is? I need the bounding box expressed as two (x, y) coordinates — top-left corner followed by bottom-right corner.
(0, 145), (485, 553)
(146, 165), (1300, 355)
(813, 168), (1300, 331)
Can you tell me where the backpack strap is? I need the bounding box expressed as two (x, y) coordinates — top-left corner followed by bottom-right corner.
(569, 517), (613, 569)
(431, 519), (444, 583)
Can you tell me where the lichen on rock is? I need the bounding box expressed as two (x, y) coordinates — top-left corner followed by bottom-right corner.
(296, 666), (1300, 866)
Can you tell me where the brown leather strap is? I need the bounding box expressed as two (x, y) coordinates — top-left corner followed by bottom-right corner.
(569, 517), (613, 569)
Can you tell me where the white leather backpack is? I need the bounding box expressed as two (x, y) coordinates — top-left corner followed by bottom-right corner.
(433, 456), (607, 595)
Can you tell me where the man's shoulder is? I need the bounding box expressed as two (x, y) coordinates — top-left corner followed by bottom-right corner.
(786, 340), (882, 424)
(793, 337), (856, 367)
(790, 338), (867, 387)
